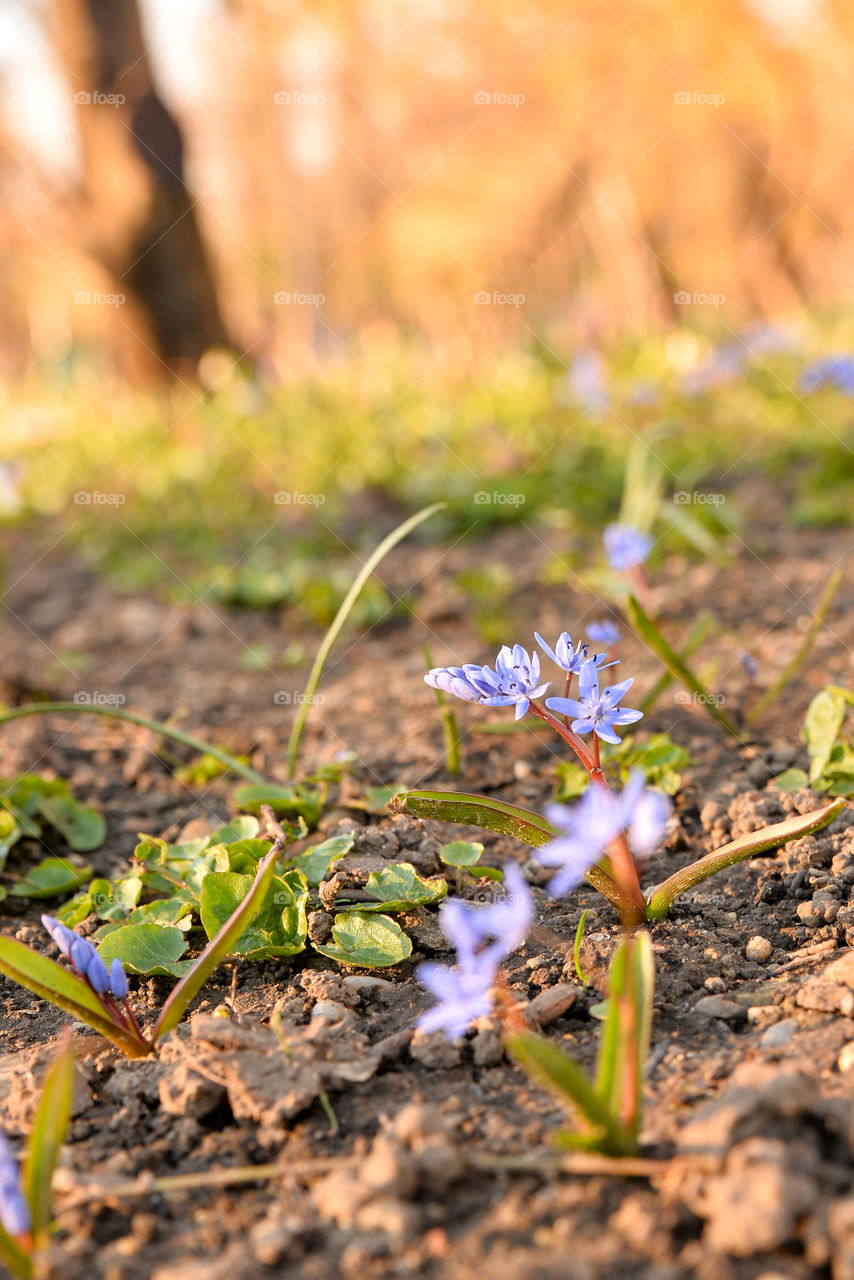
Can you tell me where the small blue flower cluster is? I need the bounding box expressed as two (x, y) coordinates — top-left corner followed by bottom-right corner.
(800, 354), (854, 395)
(41, 915), (128, 1001)
(426, 631), (642, 743)
(0, 1133), (30, 1239)
(416, 864), (533, 1039)
(603, 523), (653, 572)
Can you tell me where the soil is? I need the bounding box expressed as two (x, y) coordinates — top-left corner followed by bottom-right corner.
(3, 497), (854, 1280)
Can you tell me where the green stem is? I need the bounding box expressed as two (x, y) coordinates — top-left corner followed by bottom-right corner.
(0, 703), (267, 785)
(286, 502), (445, 777)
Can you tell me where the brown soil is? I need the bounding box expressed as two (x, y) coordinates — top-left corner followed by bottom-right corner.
(2, 502), (854, 1280)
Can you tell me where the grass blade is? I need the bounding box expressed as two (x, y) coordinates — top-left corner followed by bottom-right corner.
(23, 1032), (75, 1241)
(0, 938), (149, 1056)
(0, 1225), (32, 1278)
(389, 788), (637, 916)
(286, 502), (445, 777)
(153, 843), (280, 1041)
(422, 643), (461, 774)
(573, 910), (590, 986)
(645, 797), (846, 918)
(0, 704), (267, 785)
(746, 567), (845, 725)
(637, 612), (714, 714)
(626, 595), (738, 738)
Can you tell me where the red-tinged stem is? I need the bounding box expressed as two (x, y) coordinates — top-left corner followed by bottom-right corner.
(628, 565), (654, 614)
(528, 701), (596, 773)
(562, 672), (573, 732)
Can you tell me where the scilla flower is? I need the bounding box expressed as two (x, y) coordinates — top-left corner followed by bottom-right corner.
(417, 864), (533, 1039)
(534, 632), (614, 675)
(539, 771), (670, 896)
(42, 915), (128, 1001)
(0, 1132), (30, 1239)
(586, 619), (621, 648)
(603, 524), (652, 573)
(546, 657), (643, 744)
(426, 644), (549, 721)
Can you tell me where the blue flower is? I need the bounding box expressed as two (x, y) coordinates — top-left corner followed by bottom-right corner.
(109, 958), (129, 1000)
(534, 631), (613, 675)
(739, 650), (758, 681)
(585, 620), (621, 647)
(800, 355), (854, 395)
(44, 915), (126, 1001)
(539, 770), (670, 896)
(566, 348), (608, 413)
(546, 657), (643, 744)
(426, 644), (549, 721)
(0, 1133), (30, 1239)
(416, 863), (533, 1039)
(603, 524), (652, 572)
(681, 343), (745, 395)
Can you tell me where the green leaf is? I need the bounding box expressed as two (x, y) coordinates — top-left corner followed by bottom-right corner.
(287, 834), (354, 886)
(772, 767), (810, 792)
(505, 1031), (635, 1156)
(9, 858), (93, 899)
(153, 842), (282, 1042)
(313, 911), (412, 968)
(439, 840), (484, 867)
(222, 838), (272, 874)
(209, 815), (260, 844)
(626, 594), (738, 738)
(36, 792), (105, 851)
(0, 937), (150, 1056)
(389, 789), (637, 917)
(646, 797), (847, 918)
(0, 808), (21, 873)
(358, 863), (447, 911)
(0, 1223), (32, 1278)
(199, 869), (308, 959)
(96, 924), (191, 977)
(23, 1033), (75, 1240)
(232, 782), (323, 828)
(803, 687), (849, 783)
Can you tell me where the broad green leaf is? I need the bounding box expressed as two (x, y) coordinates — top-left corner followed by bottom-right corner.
(9, 858), (93, 899)
(23, 1033), (75, 1239)
(803, 687), (849, 783)
(358, 863), (447, 911)
(153, 842), (282, 1041)
(0, 937), (150, 1056)
(209, 815), (260, 844)
(772, 767), (810, 792)
(36, 793), (105, 851)
(222, 838), (272, 874)
(645, 797), (846, 918)
(232, 782), (324, 827)
(96, 924), (191, 976)
(626, 594), (738, 738)
(288, 833), (354, 886)
(199, 869), (308, 958)
(313, 911), (412, 968)
(439, 840), (484, 867)
(389, 789), (637, 917)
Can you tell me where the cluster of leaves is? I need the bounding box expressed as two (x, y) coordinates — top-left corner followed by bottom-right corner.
(55, 814), (455, 973)
(554, 732), (691, 802)
(0, 775), (104, 903)
(777, 686), (854, 796)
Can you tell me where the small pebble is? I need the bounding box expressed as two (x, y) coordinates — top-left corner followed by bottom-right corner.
(760, 1017), (799, 1049)
(745, 936), (773, 963)
(703, 976), (727, 993)
(694, 995), (745, 1022)
(838, 1042), (854, 1073)
(796, 900), (823, 927)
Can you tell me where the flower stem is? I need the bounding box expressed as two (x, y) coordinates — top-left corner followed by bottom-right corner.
(528, 701), (595, 772)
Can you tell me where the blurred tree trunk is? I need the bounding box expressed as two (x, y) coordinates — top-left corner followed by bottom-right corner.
(54, 0), (229, 369)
